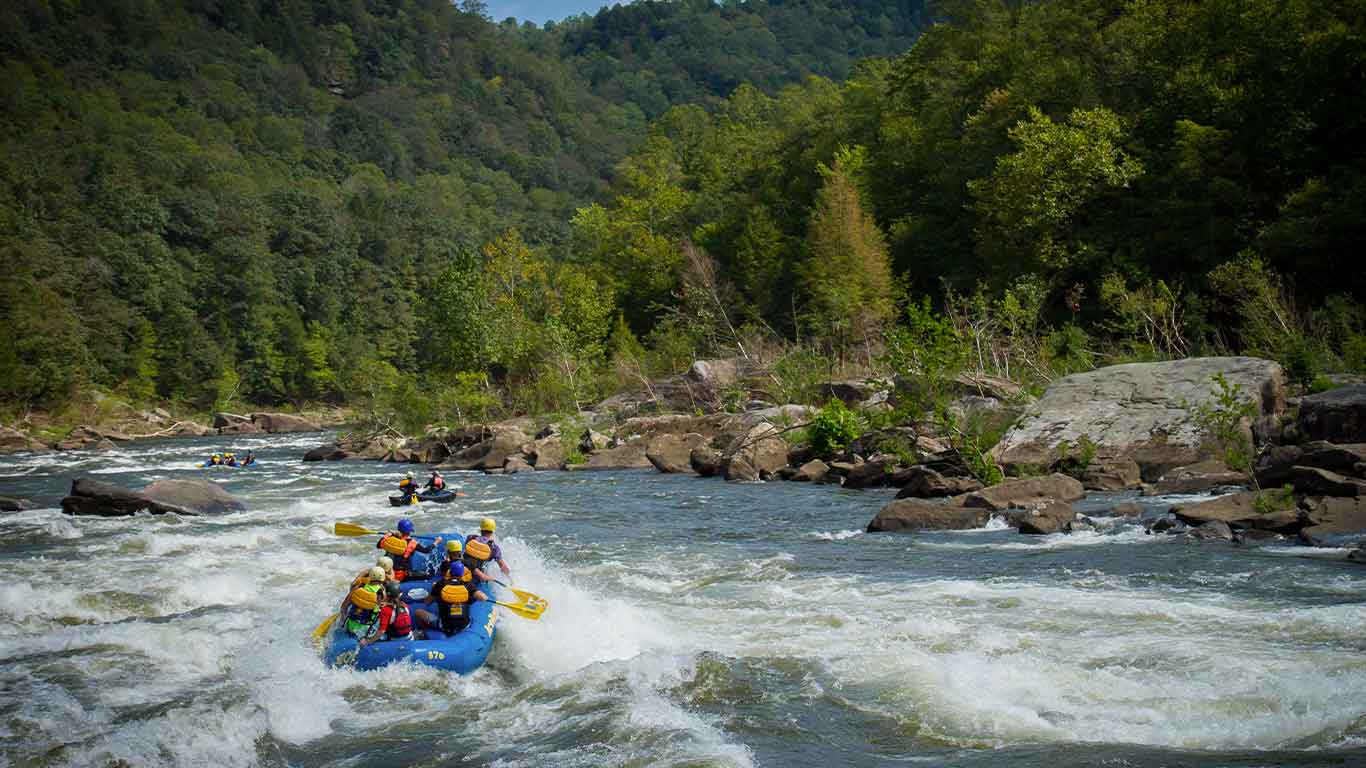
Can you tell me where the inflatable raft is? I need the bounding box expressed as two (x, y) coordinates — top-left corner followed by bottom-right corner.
(387, 489), (456, 506)
(320, 533), (499, 674)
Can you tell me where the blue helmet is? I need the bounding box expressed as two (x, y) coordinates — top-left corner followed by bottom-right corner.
(447, 561), (465, 579)
(397, 518), (414, 534)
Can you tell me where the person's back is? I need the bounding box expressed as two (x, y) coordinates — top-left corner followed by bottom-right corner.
(361, 582), (413, 646)
(377, 518), (441, 581)
(343, 567), (386, 637)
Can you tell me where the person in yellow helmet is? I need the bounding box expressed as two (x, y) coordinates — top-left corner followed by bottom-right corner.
(464, 518), (509, 577)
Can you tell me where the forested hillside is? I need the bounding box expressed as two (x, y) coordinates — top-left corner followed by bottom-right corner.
(0, 0), (924, 418)
(3, 0), (1365, 435)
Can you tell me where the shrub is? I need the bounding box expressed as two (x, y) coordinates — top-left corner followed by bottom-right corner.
(808, 399), (863, 458)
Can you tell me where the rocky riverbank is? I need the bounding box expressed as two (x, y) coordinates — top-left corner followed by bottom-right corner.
(0, 409), (332, 455)
(298, 355), (1366, 553)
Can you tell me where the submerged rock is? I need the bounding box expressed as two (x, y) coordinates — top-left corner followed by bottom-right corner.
(868, 499), (991, 532)
(893, 466), (983, 499)
(61, 477), (244, 517)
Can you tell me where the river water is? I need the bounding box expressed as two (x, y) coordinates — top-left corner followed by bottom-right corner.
(1, 433), (1364, 767)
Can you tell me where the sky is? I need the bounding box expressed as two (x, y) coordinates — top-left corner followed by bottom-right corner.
(485, 1), (619, 24)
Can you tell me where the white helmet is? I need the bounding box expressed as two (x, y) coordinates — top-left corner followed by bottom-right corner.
(376, 556), (394, 571)
(368, 566), (386, 582)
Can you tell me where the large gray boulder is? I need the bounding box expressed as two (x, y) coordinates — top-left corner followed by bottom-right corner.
(1297, 386), (1366, 443)
(722, 423), (789, 482)
(526, 436), (566, 470)
(992, 357), (1285, 479)
(959, 473), (1085, 511)
(582, 439), (654, 470)
(646, 433), (708, 474)
(61, 478), (244, 517)
(690, 446), (724, 477)
(140, 480), (247, 515)
(250, 412), (323, 433)
(1170, 491), (1301, 532)
(1010, 501), (1078, 535)
(868, 499), (991, 532)
(439, 428), (530, 471)
(1152, 460), (1248, 494)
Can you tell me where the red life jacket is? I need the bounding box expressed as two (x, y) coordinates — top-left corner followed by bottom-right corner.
(387, 603), (413, 638)
(431, 477), (444, 490)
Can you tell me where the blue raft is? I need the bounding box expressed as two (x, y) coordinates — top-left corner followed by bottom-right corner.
(387, 489), (456, 506)
(320, 533), (499, 674)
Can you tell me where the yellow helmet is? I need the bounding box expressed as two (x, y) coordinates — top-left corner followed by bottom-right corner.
(480, 518), (496, 533)
(446, 539), (463, 553)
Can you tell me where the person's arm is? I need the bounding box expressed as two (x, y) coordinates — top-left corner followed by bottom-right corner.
(496, 557), (510, 576)
(360, 606), (392, 647)
(472, 588), (488, 601)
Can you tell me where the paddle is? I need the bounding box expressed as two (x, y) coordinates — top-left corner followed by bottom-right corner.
(311, 613), (338, 641)
(334, 522), (379, 537)
(490, 580), (548, 620)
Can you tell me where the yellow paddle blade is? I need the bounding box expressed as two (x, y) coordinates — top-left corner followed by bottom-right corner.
(494, 592), (548, 620)
(311, 613), (338, 641)
(334, 522), (378, 537)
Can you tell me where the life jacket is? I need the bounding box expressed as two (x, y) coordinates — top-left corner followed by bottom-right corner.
(438, 583), (469, 624)
(431, 477), (444, 490)
(345, 584), (381, 634)
(386, 602), (413, 639)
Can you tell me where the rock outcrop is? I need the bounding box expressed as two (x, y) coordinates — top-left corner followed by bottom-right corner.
(646, 433), (708, 474)
(61, 478), (245, 517)
(1297, 385), (1366, 443)
(992, 357), (1285, 479)
(0, 497), (34, 512)
(722, 423), (788, 482)
(0, 426), (50, 454)
(1010, 501), (1078, 535)
(249, 412), (323, 433)
(893, 467), (983, 499)
(439, 428), (531, 471)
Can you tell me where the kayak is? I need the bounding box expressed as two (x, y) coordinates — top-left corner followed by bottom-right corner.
(320, 532), (499, 674)
(197, 462), (256, 469)
(388, 489), (456, 506)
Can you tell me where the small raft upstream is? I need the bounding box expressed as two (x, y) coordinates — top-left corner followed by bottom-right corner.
(387, 489), (458, 506)
(319, 533), (499, 674)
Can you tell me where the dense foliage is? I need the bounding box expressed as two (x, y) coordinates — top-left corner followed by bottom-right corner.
(5, 0), (1366, 430)
(0, 0), (925, 416)
(590, 0), (1366, 391)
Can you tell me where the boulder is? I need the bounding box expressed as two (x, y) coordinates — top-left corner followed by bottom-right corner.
(1171, 492), (1301, 532)
(217, 421), (263, 436)
(1188, 520), (1234, 541)
(842, 455), (899, 489)
(690, 446), (724, 477)
(439, 429), (530, 471)
(992, 357), (1285, 479)
(582, 439), (654, 470)
(61, 478), (243, 517)
(686, 358), (740, 391)
(1254, 444), (1306, 487)
(646, 433), (708, 474)
(1111, 502), (1145, 518)
(960, 473), (1085, 511)
(868, 499), (991, 532)
(722, 423), (789, 482)
(212, 412), (252, 429)
(1291, 466), (1366, 497)
(1, 497), (33, 512)
(140, 479), (247, 515)
(948, 395), (1024, 437)
(250, 412), (323, 433)
(527, 436), (567, 470)
(1079, 457), (1142, 491)
(1297, 385), (1366, 443)
(893, 467), (983, 499)
(1011, 501), (1078, 535)
(897, 372), (1025, 404)
(580, 429), (612, 454)
(819, 378), (890, 406)
(0, 426), (50, 454)
(1299, 496), (1366, 546)
(503, 455), (534, 474)
(790, 459), (830, 482)
(1153, 460), (1248, 494)
(165, 421), (212, 437)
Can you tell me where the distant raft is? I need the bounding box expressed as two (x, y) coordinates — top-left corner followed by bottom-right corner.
(319, 533), (499, 674)
(387, 489), (456, 506)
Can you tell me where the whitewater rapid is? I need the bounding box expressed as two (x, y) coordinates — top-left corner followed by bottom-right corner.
(2, 433), (1365, 767)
